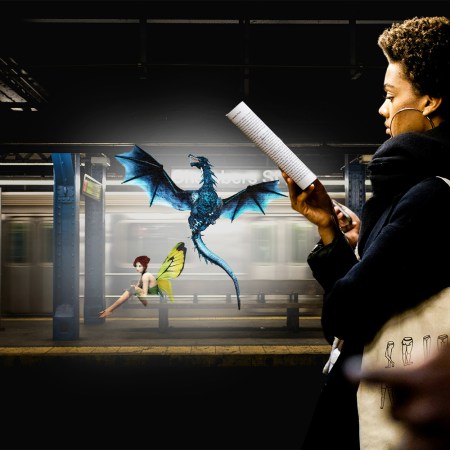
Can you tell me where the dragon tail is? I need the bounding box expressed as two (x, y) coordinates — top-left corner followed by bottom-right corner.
(192, 234), (241, 309)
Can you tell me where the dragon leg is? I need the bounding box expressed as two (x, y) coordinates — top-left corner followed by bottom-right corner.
(192, 234), (241, 309)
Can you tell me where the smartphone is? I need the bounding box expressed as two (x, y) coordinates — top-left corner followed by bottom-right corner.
(332, 200), (352, 225)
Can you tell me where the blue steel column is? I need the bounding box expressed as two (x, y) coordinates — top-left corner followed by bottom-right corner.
(344, 155), (366, 219)
(52, 153), (80, 340)
(84, 157), (107, 324)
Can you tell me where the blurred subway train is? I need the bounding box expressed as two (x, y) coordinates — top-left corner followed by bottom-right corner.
(0, 183), (333, 316)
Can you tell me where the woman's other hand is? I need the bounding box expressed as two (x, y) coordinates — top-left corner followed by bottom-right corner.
(332, 201), (361, 249)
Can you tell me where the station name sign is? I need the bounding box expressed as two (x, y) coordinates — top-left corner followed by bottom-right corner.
(170, 168), (283, 189)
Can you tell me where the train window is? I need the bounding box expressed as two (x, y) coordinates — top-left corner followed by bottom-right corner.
(39, 222), (53, 263)
(290, 222), (316, 263)
(115, 221), (188, 267)
(4, 221), (31, 264)
(125, 223), (155, 262)
(253, 222), (275, 263)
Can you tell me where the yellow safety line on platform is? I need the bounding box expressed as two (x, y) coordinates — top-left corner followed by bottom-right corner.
(1, 316), (320, 322)
(0, 345), (330, 355)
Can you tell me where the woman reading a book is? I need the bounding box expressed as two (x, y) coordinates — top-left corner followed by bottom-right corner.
(282, 16), (450, 449)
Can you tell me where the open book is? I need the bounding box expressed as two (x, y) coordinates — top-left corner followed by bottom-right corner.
(226, 101), (317, 190)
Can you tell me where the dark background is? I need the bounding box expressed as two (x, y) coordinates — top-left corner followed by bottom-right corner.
(2, 0), (450, 147)
(2, 354), (328, 449)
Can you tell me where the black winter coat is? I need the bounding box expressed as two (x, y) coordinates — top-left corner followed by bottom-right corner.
(301, 121), (450, 450)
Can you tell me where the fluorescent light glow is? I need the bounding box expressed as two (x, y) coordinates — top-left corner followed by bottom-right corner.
(0, 162), (53, 165)
(0, 179), (54, 185)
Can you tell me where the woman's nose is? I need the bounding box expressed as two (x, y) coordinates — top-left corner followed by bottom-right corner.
(378, 101), (388, 118)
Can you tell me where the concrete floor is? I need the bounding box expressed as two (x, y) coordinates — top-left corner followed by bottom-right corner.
(0, 315), (327, 347)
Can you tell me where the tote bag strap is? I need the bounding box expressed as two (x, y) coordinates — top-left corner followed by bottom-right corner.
(437, 175), (450, 186)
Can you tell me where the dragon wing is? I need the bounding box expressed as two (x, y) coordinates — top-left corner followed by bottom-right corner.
(156, 242), (187, 302)
(220, 180), (287, 222)
(115, 145), (192, 211)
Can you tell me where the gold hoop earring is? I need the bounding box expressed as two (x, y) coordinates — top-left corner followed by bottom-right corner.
(390, 107), (435, 138)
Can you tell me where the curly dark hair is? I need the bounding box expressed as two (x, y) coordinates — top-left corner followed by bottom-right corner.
(378, 16), (450, 117)
(133, 255), (150, 271)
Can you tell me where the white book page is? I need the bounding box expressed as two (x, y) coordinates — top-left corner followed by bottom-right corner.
(226, 101), (317, 190)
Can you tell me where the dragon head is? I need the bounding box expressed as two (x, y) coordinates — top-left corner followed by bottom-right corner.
(188, 154), (213, 170)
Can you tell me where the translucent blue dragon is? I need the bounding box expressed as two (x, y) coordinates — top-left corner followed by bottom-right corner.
(116, 145), (286, 309)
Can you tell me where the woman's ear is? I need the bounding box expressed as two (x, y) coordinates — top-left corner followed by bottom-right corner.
(423, 95), (443, 116)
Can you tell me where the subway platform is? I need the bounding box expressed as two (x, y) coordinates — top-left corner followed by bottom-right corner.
(0, 315), (330, 450)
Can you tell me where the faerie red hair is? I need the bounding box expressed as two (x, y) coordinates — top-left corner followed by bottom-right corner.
(133, 255), (150, 271)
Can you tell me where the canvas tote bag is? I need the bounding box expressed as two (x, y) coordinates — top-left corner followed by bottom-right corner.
(358, 287), (450, 449)
(357, 177), (450, 450)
